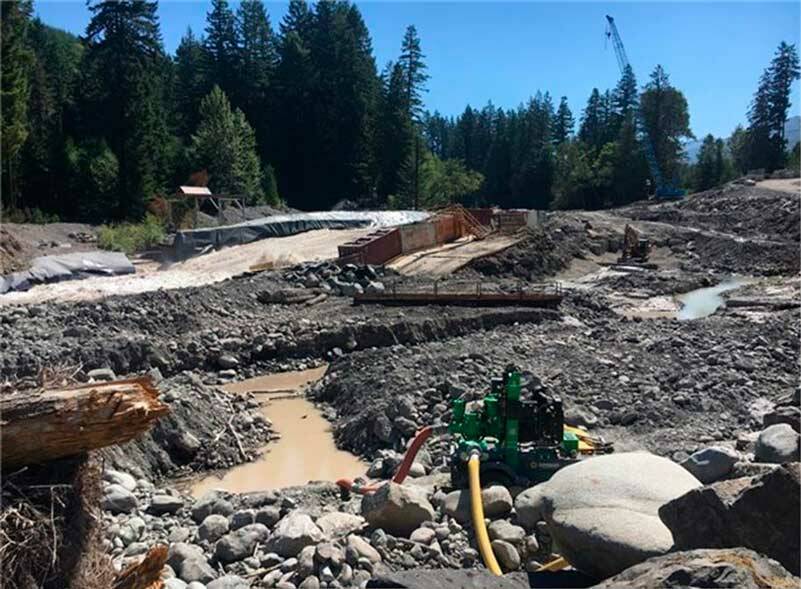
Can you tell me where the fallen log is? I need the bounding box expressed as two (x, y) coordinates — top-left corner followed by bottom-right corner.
(1, 377), (169, 470)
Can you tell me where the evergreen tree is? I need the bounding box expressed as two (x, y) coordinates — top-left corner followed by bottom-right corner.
(553, 97), (574, 145)
(175, 28), (208, 138)
(612, 64), (638, 131)
(579, 89), (605, 150)
(612, 116), (648, 205)
(190, 85), (263, 200)
(377, 61), (413, 202)
(236, 0), (277, 157)
(21, 20), (83, 216)
(639, 65), (693, 184)
(422, 110), (451, 158)
(1, 0), (35, 208)
(767, 42), (800, 151)
(399, 25), (428, 207)
(747, 42), (800, 171)
(204, 0), (238, 98)
(399, 25), (428, 120)
(80, 0), (170, 220)
(727, 125), (749, 175)
(262, 164), (281, 205)
(695, 134), (720, 191)
(746, 71), (774, 170)
(272, 0), (314, 205)
(280, 0), (313, 39)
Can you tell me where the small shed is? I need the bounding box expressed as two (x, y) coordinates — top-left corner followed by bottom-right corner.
(173, 185), (247, 228)
(178, 186), (212, 197)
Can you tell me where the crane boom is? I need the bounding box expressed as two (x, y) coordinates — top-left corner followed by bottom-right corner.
(604, 15), (684, 199)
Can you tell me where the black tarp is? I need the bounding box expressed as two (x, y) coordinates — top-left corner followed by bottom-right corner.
(0, 251), (135, 294)
(173, 211), (429, 260)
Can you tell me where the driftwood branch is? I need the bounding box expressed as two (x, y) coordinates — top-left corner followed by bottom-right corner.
(2, 378), (169, 470)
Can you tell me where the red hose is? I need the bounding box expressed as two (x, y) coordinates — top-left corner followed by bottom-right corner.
(336, 425), (434, 495)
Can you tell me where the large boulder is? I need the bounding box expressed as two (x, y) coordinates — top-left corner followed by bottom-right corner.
(442, 485), (513, 524)
(264, 511), (324, 557)
(514, 452), (701, 579)
(215, 523), (270, 563)
(167, 543), (217, 584)
(659, 463), (800, 575)
(361, 482), (435, 537)
(754, 424), (800, 464)
(680, 446), (739, 484)
(592, 548), (799, 589)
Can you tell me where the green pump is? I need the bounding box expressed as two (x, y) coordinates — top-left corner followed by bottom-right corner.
(448, 365), (611, 488)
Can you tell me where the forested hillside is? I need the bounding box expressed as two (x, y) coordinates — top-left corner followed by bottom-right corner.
(1, 0), (798, 223)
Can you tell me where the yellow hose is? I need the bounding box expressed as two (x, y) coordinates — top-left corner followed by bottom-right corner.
(467, 453), (503, 576)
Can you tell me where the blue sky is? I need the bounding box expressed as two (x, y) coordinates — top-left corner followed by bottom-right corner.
(34, 1), (801, 139)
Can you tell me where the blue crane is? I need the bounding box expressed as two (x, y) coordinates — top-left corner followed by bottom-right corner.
(605, 15), (685, 200)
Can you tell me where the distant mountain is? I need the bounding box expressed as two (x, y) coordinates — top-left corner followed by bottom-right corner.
(683, 115), (801, 163)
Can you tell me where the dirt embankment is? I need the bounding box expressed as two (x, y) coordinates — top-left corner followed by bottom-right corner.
(619, 185), (800, 242)
(1, 223), (98, 274)
(313, 302), (798, 463)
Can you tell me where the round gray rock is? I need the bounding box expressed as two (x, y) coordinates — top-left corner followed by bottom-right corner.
(215, 523), (270, 563)
(315, 512), (365, 537)
(680, 446), (739, 484)
(755, 424), (800, 464)
(514, 452), (701, 579)
(198, 514), (230, 542)
(103, 484), (138, 514)
(442, 485), (512, 524)
(488, 520), (526, 544)
(167, 542), (217, 584)
(361, 482), (435, 537)
(264, 511), (324, 557)
(491, 539), (521, 571)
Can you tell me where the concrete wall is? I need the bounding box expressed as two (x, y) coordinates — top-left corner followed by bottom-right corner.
(399, 222), (437, 253)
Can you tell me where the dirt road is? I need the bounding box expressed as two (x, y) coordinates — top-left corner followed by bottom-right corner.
(758, 178), (801, 193)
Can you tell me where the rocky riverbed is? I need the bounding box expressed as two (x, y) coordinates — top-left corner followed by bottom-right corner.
(2, 183), (799, 588)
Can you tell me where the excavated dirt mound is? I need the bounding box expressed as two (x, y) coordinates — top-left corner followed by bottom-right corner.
(463, 217), (598, 281)
(619, 185), (800, 242)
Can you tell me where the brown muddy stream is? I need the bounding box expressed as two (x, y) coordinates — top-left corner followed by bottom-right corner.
(192, 366), (365, 496)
